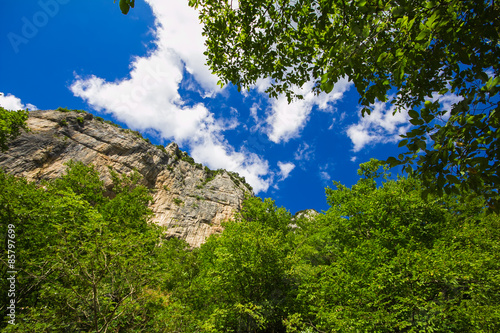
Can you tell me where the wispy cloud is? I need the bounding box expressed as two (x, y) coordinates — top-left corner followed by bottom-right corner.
(318, 163), (333, 184)
(294, 142), (315, 161)
(0, 92), (37, 111)
(427, 92), (463, 122)
(294, 142), (315, 171)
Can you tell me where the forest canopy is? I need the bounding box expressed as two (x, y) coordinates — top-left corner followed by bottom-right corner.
(2, 159), (499, 332)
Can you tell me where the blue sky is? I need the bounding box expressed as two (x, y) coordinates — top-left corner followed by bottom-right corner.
(0, 0), (420, 214)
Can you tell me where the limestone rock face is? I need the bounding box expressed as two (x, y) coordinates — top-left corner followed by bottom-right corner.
(293, 209), (319, 221)
(289, 209), (319, 229)
(0, 110), (252, 247)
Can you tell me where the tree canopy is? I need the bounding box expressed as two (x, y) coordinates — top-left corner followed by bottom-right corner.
(0, 162), (171, 331)
(2, 158), (499, 331)
(290, 159), (500, 331)
(185, 0), (499, 211)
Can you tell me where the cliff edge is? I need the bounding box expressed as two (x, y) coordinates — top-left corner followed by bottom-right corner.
(0, 110), (253, 247)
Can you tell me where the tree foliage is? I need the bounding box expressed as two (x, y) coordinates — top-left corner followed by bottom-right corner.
(291, 159), (500, 332)
(2, 159), (499, 332)
(187, 0), (500, 211)
(0, 162), (174, 331)
(188, 197), (295, 332)
(0, 107), (29, 152)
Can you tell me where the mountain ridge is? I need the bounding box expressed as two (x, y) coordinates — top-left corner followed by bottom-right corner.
(0, 109), (252, 247)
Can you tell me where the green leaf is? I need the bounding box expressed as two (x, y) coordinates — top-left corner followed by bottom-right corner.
(416, 29), (428, 41)
(377, 52), (388, 63)
(446, 174), (459, 184)
(408, 110), (419, 119)
(321, 73), (334, 93)
(437, 174), (446, 189)
(119, 0), (131, 14)
(398, 139), (408, 148)
(416, 140), (426, 151)
(385, 156), (400, 166)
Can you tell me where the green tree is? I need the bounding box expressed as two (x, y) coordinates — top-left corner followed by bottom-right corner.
(186, 196), (296, 332)
(290, 160), (500, 332)
(187, 0), (500, 210)
(0, 107), (29, 152)
(0, 162), (173, 332)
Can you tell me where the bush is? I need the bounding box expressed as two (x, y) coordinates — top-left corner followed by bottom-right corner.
(156, 145), (167, 154)
(173, 197), (183, 206)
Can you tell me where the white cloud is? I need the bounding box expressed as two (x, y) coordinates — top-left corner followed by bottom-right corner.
(248, 102), (267, 133)
(346, 92), (463, 152)
(319, 171), (331, 182)
(0, 92), (37, 111)
(318, 163), (333, 184)
(145, 0), (219, 94)
(266, 96), (311, 143)
(277, 161), (295, 181)
(190, 136), (272, 193)
(254, 77), (272, 94)
(346, 100), (410, 152)
(265, 78), (352, 143)
(70, 0), (273, 193)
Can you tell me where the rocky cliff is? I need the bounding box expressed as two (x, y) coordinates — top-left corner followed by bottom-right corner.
(0, 109), (252, 247)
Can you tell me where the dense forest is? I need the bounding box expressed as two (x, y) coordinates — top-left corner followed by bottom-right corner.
(1, 108), (499, 331)
(2, 0), (499, 330)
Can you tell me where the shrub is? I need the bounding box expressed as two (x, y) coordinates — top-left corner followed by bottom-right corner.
(156, 145), (167, 154)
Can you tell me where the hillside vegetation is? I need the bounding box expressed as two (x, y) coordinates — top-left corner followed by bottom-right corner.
(1, 153), (498, 331)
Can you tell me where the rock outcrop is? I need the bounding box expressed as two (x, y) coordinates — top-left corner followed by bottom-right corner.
(0, 110), (252, 247)
(289, 209), (319, 229)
